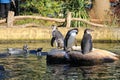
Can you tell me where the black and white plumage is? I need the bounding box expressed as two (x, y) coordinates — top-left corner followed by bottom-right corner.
(51, 25), (64, 49)
(64, 28), (78, 51)
(29, 48), (47, 56)
(81, 29), (93, 54)
(7, 44), (29, 55)
(36, 48), (43, 56)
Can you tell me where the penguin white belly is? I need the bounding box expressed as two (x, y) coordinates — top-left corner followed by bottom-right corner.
(67, 33), (76, 48)
(55, 40), (58, 47)
(57, 38), (64, 48)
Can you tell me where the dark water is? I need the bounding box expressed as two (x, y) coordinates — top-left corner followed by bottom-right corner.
(0, 42), (120, 80)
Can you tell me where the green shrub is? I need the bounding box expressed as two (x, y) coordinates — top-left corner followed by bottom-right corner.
(20, 0), (62, 17)
(19, 0), (89, 27)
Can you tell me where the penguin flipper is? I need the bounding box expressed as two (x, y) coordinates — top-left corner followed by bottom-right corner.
(51, 37), (56, 47)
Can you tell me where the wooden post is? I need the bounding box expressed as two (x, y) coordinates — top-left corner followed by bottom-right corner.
(66, 12), (71, 27)
(7, 11), (14, 27)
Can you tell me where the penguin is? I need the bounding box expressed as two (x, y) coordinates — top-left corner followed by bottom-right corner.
(7, 44), (29, 55)
(51, 25), (64, 49)
(81, 29), (93, 54)
(36, 48), (43, 56)
(64, 28), (78, 51)
(29, 48), (48, 56)
(23, 44), (29, 53)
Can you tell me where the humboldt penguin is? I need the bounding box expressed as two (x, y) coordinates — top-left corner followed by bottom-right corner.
(81, 29), (93, 54)
(64, 28), (78, 51)
(51, 25), (64, 49)
(7, 44), (29, 55)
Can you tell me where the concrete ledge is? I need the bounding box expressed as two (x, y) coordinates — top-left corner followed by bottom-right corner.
(0, 27), (120, 43)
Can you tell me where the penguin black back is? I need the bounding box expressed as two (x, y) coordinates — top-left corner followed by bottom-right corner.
(64, 28), (78, 51)
(51, 25), (64, 49)
(81, 29), (93, 54)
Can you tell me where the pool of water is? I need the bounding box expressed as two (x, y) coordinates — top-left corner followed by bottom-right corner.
(0, 42), (120, 80)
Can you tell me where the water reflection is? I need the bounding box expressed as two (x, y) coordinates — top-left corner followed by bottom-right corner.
(0, 42), (119, 79)
(2, 56), (47, 79)
(47, 62), (120, 80)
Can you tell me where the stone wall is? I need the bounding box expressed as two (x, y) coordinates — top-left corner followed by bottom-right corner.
(0, 27), (120, 42)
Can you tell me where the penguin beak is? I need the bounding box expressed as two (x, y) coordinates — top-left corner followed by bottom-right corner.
(86, 29), (94, 34)
(37, 48), (43, 52)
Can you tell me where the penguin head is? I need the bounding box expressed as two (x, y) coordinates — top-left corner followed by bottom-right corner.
(51, 25), (57, 37)
(23, 44), (28, 50)
(84, 29), (94, 34)
(70, 28), (79, 35)
(36, 48), (43, 56)
(51, 25), (58, 31)
(37, 48), (43, 52)
(23, 44), (29, 53)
